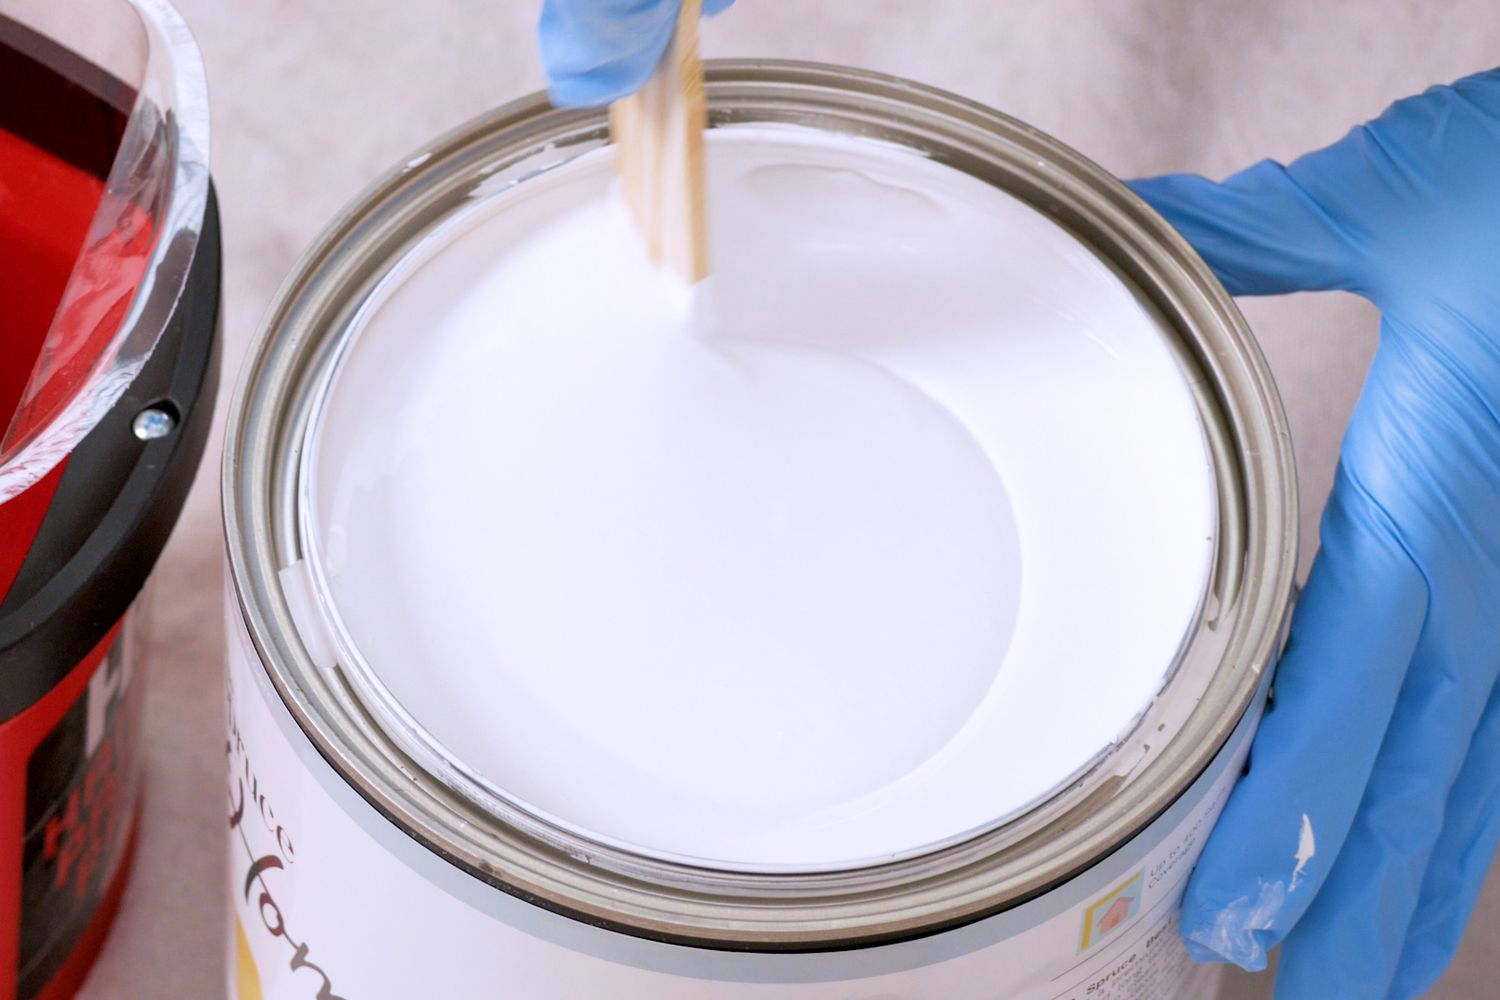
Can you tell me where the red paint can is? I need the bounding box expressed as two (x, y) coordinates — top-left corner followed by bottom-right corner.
(0, 2), (218, 996)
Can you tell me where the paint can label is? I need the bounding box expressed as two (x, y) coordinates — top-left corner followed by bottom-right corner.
(0, 617), (142, 1000)
(226, 600), (1256, 1000)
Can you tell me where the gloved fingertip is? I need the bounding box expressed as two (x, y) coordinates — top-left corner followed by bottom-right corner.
(1125, 163), (1363, 297)
(538, 0), (678, 107)
(1179, 879), (1292, 972)
(1182, 935), (1272, 973)
(1124, 173), (1263, 296)
(703, 0), (736, 15)
(1124, 173), (1233, 240)
(1181, 922), (1275, 972)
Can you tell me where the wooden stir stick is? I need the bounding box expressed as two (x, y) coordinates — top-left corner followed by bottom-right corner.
(609, 0), (710, 283)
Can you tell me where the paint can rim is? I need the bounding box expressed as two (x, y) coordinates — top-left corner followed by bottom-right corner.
(222, 59), (1297, 949)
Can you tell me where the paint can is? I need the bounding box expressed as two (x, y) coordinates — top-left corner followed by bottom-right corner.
(223, 62), (1296, 999)
(0, 2), (218, 996)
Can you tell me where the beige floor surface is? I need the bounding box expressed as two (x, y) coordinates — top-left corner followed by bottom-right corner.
(42, 0), (1500, 996)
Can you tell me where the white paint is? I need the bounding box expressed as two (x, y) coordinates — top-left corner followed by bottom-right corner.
(1174, 812), (1315, 969)
(1183, 877), (1285, 973)
(1293, 813), (1316, 885)
(304, 125), (1216, 870)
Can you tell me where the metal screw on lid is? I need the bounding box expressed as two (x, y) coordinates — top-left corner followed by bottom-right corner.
(132, 406), (176, 441)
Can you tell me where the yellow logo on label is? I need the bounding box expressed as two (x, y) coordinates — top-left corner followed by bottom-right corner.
(1078, 870), (1144, 953)
(235, 916), (264, 1000)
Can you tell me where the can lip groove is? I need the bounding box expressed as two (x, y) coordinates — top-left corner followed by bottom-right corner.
(223, 59), (1297, 949)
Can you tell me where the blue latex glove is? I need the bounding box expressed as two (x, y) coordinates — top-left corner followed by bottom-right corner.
(1131, 69), (1500, 998)
(539, 0), (734, 107)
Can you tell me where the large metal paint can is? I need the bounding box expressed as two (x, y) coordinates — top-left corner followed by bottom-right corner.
(222, 62), (1296, 1000)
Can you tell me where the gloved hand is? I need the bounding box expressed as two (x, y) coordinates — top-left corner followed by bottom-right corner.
(1130, 70), (1500, 998)
(535, 6), (1500, 987)
(539, 0), (734, 107)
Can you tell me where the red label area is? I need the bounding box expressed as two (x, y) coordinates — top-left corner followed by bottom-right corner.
(0, 66), (154, 464)
(0, 126), (102, 431)
(0, 111), (100, 599)
(0, 58), (152, 594)
(0, 622), (141, 1000)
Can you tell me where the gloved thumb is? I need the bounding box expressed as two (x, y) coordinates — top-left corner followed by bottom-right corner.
(540, 0), (734, 108)
(1127, 158), (1364, 298)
